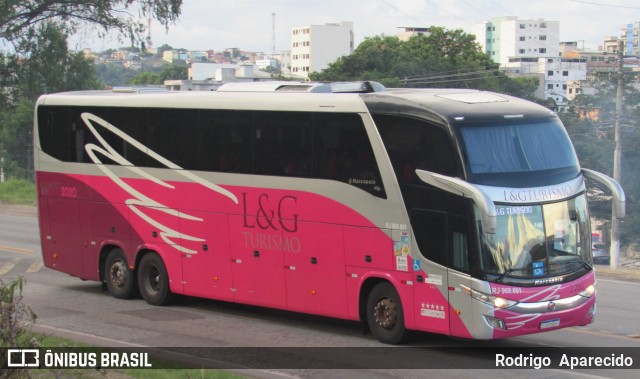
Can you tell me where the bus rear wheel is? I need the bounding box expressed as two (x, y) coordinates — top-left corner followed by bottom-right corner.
(366, 282), (407, 344)
(137, 253), (174, 306)
(105, 248), (137, 299)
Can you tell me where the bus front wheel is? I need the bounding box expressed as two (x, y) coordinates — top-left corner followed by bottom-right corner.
(137, 253), (174, 306)
(104, 248), (137, 299)
(366, 282), (407, 344)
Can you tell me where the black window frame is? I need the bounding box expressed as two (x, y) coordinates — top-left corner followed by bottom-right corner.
(37, 105), (387, 198)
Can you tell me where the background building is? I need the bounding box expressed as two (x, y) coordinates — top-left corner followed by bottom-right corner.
(397, 27), (431, 41)
(290, 21), (354, 79)
(472, 16), (559, 66)
(621, 21), (640, 56)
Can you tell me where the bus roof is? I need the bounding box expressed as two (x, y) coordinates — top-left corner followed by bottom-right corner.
(36, 89), (370, 113)
(362, 88), (557, 125)
(37, 86), (556, 123)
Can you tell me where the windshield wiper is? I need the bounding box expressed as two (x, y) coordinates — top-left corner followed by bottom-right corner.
(578, 259), (593, 271)
(494, 267), (529, 283)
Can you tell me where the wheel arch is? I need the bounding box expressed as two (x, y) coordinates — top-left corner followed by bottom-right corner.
(358, 276), (390, 326)
(98, 243), (128, 283)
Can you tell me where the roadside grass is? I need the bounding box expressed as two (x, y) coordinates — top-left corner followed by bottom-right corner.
(20, 333), (245, 379)
(0, 178), (36, 205)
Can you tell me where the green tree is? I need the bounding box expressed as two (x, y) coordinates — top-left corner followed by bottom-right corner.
(311, 28), (537, 97)
(157, 64), (187, 82)
(0, 23), (101, 179)
(95, 62), (139, 86)
(14, 23), (102, 99)
(127, 64), (186, 85)
(1, 1), (182, 47)
(560, 72), (640, 247)
(128, 71), (161, 85)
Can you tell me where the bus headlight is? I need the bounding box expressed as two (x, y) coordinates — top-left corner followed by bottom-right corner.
(460, 285), (517, 309)
(579, 284), (595, 298)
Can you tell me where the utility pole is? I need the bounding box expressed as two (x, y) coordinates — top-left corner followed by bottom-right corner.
(610, 41), (624, 269)
(272, 13), (276, 56)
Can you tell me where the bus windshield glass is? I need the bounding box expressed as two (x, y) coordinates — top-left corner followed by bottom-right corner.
(482, 194), (591, 280)
(459, 118), (579, 186)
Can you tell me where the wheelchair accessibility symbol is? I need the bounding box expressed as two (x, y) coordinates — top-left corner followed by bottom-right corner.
(412, 259), (421, 271)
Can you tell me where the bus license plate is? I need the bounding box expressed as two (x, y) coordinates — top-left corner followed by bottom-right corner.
(540, 319), (560, 329)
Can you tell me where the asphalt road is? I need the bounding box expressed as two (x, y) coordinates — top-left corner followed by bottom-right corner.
(1, 210), (639, 379)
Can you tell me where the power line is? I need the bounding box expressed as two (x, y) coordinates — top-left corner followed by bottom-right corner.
(486, 0), (514, 15)
(380, 0), (429, 27)
(570, 0), (640, 9)
(423, 0), (474, 26)
(458, 0), (496, 20)
(404, 74), (504, 86)
(403, 67), (502, 82)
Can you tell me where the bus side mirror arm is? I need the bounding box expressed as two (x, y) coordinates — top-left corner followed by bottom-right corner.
(582, 168), (626, 219)
(415, 170), (497, 234)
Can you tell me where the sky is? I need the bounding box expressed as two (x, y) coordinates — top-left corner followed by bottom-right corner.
(68, 0), (640, 54)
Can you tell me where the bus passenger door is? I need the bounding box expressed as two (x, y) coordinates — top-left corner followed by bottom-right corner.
(228, 214), (287, 309)
(411, 210), (450, 336)
(446, 215), (473, 339)
(179, 211), (233, 301)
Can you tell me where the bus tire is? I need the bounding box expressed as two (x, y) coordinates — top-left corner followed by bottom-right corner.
(366, 282), (407, 344)
(137, 253), (174, 306)
(105, 248), (137, 299)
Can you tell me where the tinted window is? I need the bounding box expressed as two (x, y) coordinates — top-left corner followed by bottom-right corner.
(254, 112), (312, 176)
(198, 110), (252, 173)
(375, 114), (459, 184)
(94, 107), (147, 166)
(38, 106), (72, 162)
(147, 109), (198, 169)
(411, 210), (447, 266)
(459, 119), (578, 175)
(315, 113), (385, 197)
(449, 215), (469, 273)
(37, 106), (386, 197)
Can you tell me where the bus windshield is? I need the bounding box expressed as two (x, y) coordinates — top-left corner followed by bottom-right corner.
(482, 194), (592, 281)
(458, 118), (580, 186)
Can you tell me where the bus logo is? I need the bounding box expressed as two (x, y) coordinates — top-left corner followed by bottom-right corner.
(7, 349), (40, 367)
(79, 112), (239, 255)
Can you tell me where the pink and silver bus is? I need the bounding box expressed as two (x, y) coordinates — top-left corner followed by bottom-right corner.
(34, 82), (624, 343)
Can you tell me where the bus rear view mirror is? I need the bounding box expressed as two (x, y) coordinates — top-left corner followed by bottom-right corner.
(415, 169), (497, 234)
(582, 168), (626, 219)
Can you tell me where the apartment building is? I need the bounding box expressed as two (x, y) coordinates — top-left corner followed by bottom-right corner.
(290, 21), (354, 79)
(472, 16), (559, 66)
(504, 56), (587, 109)
(397, 27), (431, 41)
(620, 22), (640, 56)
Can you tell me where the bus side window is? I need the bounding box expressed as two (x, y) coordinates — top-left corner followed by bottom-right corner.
(253, 111), (312, 177)
(147, 108), (198, 169)
(38, 106), (72, 162)
(449, 215), (470, 272)
(199, 110), (252, 174)
(375, 114), (459, 183)
(410, 209), (447, 266)
(101, 107), (147, 167)
(315, 113), (386, 198)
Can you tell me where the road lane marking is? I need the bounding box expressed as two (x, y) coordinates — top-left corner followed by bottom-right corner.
(598, 278), (640, 286)
(569, 326), (640, 341)
(0, 244), (36, 255)
(26, 261), (43, 273)
(0, 257), (21, 276)
(31, 324), (148, 348)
